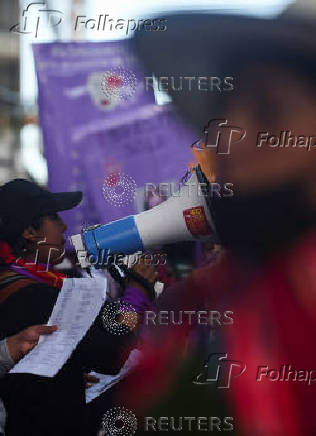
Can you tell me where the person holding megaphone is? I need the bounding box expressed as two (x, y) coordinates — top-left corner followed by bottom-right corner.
(0, 179), (157, 436)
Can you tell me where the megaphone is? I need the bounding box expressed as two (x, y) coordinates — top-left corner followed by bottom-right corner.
(71, 166), (216, 269)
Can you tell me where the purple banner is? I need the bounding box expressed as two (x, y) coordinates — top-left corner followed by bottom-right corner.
(33, 41), (194, 241)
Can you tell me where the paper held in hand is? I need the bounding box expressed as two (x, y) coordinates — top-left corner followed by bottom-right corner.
(10, 277), (107, 377)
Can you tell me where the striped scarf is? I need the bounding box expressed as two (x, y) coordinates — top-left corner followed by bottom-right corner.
(0, 240), (66, 289)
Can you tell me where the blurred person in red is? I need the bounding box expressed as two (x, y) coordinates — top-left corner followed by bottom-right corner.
(114, 10), (316, 436)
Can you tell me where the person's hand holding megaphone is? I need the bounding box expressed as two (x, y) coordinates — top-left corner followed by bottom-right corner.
(127, 259), (158, 292)
(113, 259), (158, 332)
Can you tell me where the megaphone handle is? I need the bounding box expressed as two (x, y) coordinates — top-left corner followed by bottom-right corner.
(106, 264), (127, 288)
(121, 265), (156, 301)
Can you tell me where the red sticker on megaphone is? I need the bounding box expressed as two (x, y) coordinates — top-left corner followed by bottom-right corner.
(183, 206), (212, 237)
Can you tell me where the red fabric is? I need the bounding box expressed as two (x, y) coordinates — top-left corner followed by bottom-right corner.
(198, 238), (316, 435)
(0, 240), (66, 288)
(226, 233), (316, 435)
(157, 263), (177, 288)
(120, 231), (316, 435)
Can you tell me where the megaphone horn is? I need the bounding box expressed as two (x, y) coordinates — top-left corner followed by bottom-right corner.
(71, 166), (216, 268)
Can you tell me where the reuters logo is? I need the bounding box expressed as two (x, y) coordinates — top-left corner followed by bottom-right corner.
(101, 301), (138, 336)
(101, 407), (138, 436)
(102, 172), (137, 207)
(101, 67), (137, 102)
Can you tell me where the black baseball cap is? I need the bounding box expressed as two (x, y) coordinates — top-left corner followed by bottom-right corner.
(0, 179), (82, 237)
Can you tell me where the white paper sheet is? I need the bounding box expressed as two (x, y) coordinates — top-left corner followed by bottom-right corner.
(85, 349), (142, 403)
(10, 277), (107, 377)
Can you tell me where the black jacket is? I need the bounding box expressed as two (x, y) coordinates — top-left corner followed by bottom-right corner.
(0, 277), (134, 436)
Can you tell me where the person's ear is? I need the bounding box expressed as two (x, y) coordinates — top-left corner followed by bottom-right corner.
(22, 226), (44, 243)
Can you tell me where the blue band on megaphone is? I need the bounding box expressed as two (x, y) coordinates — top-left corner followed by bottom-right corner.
(83, 215), (144, 262)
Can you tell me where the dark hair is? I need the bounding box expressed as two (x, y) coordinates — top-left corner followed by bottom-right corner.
(0, 215), (45, 251)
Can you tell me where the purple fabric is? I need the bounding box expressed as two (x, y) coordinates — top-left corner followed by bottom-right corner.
(121, 287), (155, 314)
(32, 41), (194, 243)
(9, 264), (43, 283)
